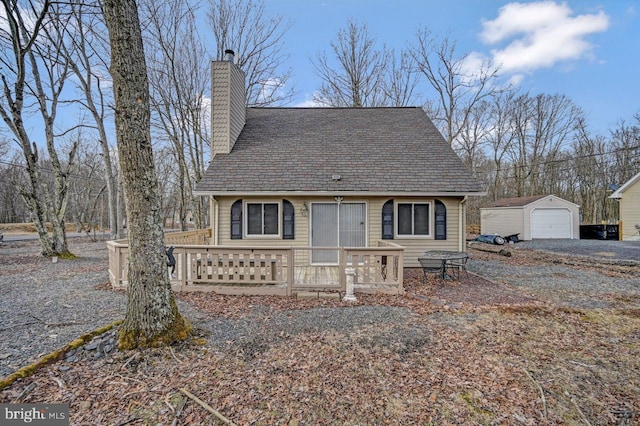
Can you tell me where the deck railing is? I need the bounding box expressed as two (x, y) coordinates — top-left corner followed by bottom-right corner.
(164, 229), (213, 245)
(107, 231), (404, 296)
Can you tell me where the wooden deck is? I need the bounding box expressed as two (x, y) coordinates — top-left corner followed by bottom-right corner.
(108, 230), (404, 296)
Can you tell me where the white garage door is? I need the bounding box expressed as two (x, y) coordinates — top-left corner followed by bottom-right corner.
(531, 209), (572, 239)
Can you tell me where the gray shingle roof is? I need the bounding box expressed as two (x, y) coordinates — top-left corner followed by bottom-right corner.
(195, 107), (484, 195)
(482, 195), (548, 208)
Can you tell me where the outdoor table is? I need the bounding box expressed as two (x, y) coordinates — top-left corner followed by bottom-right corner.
(420, 250), (469, 280)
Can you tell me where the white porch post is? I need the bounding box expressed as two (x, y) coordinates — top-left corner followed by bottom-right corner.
(344, 267), (357, 302)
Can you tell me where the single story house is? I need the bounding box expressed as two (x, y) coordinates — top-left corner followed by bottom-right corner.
(609, 171), (640, 241)
(480, 195), (580, 240)
(193, 51), (485, 269)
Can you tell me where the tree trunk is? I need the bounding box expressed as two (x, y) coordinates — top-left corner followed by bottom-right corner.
(103, 0), (189, 349)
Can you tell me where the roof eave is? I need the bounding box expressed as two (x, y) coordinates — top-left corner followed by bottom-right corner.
(609, 171), (640, 199)
(608, 191), (622, 199)
(193, 190), (487, 198)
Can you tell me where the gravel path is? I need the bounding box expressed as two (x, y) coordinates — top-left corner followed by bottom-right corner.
(467, 239), (640, 310)
(1, 237), (638, 378)
(0, 239), (423, 377)
(468, 258), (639, 309)
(0, 239), (122, 377)
(0, 238), (205, 377)
(199, 305), (426, 360)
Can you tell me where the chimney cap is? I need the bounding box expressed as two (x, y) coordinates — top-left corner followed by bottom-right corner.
(224, 49), (235, 62)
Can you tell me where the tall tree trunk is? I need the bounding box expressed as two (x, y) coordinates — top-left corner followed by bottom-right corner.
(103, 0), (189, 349)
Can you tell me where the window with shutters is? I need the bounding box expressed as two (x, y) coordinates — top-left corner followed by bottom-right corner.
(246, 202), (280, 237)
(396, 202), (431, 237)
(231, 200), (294, 239)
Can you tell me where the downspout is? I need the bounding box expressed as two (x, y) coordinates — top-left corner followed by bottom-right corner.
(458, 197), (468, 252)
(212, 196), (219, 246)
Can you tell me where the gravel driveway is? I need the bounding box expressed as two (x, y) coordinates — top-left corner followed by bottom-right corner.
(514, 238), (640, 262)
(1, 237), (638, 379)
(467, 239), (640, 310)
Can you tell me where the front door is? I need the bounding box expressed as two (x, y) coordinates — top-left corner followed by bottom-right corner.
(311, 202), (366, 263)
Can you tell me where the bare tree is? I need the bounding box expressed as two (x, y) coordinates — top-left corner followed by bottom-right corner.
(0, 150), (29, 223)
(609, 116), (640, 186)
(507, 93), (582, 196)
(66, 138), (109, 237)
(103, 0), (189, 349)
(455, 99), (493, 172)
(63, 0), (124, 239)
(486, 90), (517, 201)
(571, 119), (614, 223)
(153, 144), (180, 227)
(312, 19), (387, 107)
(0, 0), (79, 256)
(311, 19), (419, 108)
(409, 27), (502, 146)
(207, 0), (294, 106)
(382, 48), (421, 107)
(142, 0), (210, 230)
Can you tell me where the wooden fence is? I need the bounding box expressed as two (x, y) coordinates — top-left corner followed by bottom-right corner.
(107, 232), (404, 296)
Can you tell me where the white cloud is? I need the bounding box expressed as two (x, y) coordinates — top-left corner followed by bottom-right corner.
(480, 1), (610, 75)
(508, 73), (526, 86)
(293, 92), (324, 108)
(459, 51), (489, 83)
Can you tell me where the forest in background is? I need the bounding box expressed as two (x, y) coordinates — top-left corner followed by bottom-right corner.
(1, 0), (637, 236)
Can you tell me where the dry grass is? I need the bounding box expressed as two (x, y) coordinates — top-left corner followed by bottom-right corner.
(0, 240), (638, 424)
(0, 222), (81, 236)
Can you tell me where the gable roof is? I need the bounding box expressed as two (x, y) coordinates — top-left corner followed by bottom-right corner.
(195, 107), (484, 196)
(482, 195), (549, 208)
(609, 171), (640, 199)
(482, 194), (579, 209)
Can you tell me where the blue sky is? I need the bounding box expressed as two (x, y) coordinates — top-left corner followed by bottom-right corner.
(262, 0), (639, 135)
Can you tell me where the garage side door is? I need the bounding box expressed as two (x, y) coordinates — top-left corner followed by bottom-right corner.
(531, 208), (571, 239)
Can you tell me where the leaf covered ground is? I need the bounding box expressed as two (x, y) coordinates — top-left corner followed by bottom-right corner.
(1, 245), (639, 425)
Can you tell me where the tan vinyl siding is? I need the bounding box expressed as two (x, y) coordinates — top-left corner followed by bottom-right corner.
(217, 196), (309, 247)
(213, 195), (463, 268)
(620, 181), (640, 240)
(480, 208), (524, 237)
(368, 198), (385, 242)
(394, 198), (460, 268)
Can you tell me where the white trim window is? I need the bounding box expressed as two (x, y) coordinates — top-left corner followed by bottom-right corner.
(246, 202), (280, 237)
(396, 202), (431, 237)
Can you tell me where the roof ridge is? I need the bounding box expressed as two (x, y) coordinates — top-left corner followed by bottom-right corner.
(246, 106), (423, 110)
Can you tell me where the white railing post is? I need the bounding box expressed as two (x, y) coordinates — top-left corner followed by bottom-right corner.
(344, 267), (357, 302)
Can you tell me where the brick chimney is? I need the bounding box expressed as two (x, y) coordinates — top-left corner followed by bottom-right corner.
(211, 49), (246, 157)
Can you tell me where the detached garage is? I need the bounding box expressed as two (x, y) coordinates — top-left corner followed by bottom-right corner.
(480, 195), (580, 240)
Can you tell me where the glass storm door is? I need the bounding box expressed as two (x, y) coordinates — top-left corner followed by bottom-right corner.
(311, 203), (366, 263)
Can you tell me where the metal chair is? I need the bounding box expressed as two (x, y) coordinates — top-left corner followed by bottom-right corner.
(418, 258), (445, 284)
(445, 255), (468, 280)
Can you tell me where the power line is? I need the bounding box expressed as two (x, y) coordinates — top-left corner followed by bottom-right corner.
(488, 144), (640, 175)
